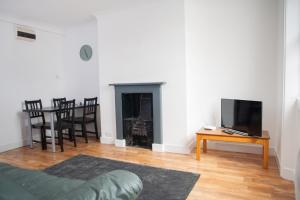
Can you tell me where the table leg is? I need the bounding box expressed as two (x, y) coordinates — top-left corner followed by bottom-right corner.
(203, 139), (207, 153)
(50, 112), (56, 153)
(196, 135), (201, 160)
(28, 113), (33, 148)
(263, 140), (269, 169)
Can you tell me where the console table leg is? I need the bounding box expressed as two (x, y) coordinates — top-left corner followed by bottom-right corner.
(203, 139), (207, 153)
(196, 135), (201, 160)
(263, 141), (269, 169)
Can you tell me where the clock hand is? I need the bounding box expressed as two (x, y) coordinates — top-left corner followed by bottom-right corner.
(84, 49), (88, 58)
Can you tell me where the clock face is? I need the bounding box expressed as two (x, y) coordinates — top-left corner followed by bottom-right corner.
(80, 45), (92, 61)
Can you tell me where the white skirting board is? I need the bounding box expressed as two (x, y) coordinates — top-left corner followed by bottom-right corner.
(163, 144), (191, 154)
(152, 143), (164, 152)
(280, 167), (296, 181)
(112, 141), (192, 154)
(100, 136), (114, 144)
(0, 139), (30, 153)
(113, 141), (166, 152)
(163, 140), (196, 154)
(115, 139), (126, 147)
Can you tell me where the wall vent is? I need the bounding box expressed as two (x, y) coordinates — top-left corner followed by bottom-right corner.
(16, 26), (36, 41)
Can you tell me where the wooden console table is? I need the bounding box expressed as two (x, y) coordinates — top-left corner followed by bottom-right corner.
(196, 128), (270, 169)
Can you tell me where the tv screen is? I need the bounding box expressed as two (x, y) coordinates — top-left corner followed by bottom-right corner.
(221, 99), (262, 137)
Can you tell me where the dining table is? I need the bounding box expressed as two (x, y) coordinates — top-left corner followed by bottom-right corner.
(23, 104), (99, 152)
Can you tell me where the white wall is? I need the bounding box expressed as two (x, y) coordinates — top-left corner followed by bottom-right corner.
(0, 15), (101, 152)
(96, 0), (189, 152)
(62, 19), (99, 101)
(185, 0), (282, 154)
(0, 17), (64, 152)
(96, 0), (282, 155)
(280, 0), (300, 180)
(276, 0), (285, 165)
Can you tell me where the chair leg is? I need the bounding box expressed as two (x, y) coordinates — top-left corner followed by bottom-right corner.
(58, 130), (64, 152)
(40, 128), (46, 150)
(72, 127), (77, 147)
(81, 124), (85, 137)
(94, 120), (99, 140)
(44, 129), (47, 150)
(40, 128), (43, 150)
(83, 123), (88, 143)
(40, 128), (44, 150)
(68, 128), (73, 141)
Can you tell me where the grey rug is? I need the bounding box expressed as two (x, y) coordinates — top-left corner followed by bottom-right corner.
(45, 155), (199, 200)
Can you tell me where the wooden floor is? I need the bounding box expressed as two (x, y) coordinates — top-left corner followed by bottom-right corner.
(0, 137), (295, 200)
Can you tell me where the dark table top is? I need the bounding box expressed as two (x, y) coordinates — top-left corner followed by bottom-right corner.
(22, 104), (99, 113)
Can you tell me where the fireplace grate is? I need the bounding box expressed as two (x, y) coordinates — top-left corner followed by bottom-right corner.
(122, 93), (153, 148)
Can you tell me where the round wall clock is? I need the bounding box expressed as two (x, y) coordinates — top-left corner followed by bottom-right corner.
(80, 44), (93, 61)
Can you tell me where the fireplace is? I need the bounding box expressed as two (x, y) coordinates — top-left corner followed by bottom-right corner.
(122, 93), (153, 148)
(110, 82), (164, 150)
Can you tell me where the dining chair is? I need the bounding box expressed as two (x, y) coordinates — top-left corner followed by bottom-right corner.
(53, 97), (67, 122)
(52, 97), (72, 140)
(56, 99), (76, 152)
(53, 97), (67, 108)
(74, 97), (99, 143)
(24, 99), (48, 150)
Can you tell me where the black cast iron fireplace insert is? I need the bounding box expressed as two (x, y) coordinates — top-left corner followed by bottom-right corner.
(122, 93), (153, 148)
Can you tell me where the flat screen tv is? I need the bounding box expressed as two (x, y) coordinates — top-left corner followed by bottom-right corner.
(221, 99), (262, 137)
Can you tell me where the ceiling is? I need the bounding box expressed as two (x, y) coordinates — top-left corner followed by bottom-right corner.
(0, 0), (146, 29)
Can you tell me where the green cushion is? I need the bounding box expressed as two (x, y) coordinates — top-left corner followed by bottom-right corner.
(56, 170), (143, 200)
(0, 163), (84, 200)
(0, 174), (38, 200)
(0, 163), (143, 200)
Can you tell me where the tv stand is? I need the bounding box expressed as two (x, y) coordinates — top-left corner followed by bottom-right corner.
(195, 128), (270, 169)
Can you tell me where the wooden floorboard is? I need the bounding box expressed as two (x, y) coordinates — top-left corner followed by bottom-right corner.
(0, 137), (295, 200)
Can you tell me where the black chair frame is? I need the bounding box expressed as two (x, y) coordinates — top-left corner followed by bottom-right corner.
(25, 99), (47, 150)
(74, 97), (99, 143)
(55, 99), (76, 152)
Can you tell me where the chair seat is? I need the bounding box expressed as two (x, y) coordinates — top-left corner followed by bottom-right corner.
(31, 122), (51, 129)
(74, 117), (94, 123)
(31, 121), (73, 130)
(57, 121), (74, 129)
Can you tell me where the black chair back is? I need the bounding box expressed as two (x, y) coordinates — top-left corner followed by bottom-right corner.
(83, 97), (98, 117)
(57, 99), (75, 125)
(53, 97), (67, 108)
(25, 99), (45, 124)
(53, 97), (67, 119)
